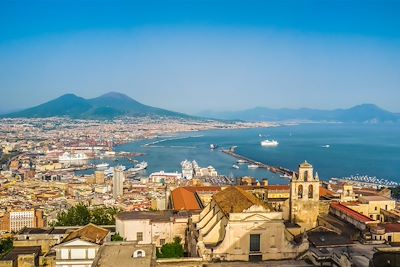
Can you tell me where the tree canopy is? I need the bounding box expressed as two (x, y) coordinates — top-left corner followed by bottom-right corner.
(54, 204), (118, 226)
(156, 236), (184, 258)
(0, 238), (13, 259)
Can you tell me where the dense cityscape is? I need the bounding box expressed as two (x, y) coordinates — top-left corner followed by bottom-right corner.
(0, 117), (398, 267)
(1, 1), (400, 266)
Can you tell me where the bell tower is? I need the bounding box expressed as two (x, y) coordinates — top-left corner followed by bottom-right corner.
(290, 161), (320, 230)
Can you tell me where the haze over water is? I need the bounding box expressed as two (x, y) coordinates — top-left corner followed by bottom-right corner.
(91, 123), (400, 184)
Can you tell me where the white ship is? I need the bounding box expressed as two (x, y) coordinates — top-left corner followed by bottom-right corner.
(321, 145), (330, 148)
(248, 164), (259, 169)
(128, 161), (148, 172)
(59, 152), (88, 162)
(237, 159), (247, 164)
(210, 144), (218, 150)
(261, 140), (279, 147)
(232, 164), (239, 169)
(96, 163), (109, 169)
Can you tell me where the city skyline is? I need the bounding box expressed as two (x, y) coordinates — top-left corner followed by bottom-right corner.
(1, 1), (400, 113)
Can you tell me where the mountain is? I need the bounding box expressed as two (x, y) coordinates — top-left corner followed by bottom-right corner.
(3, 92), (194, 120)
(199, 104), (400, 123)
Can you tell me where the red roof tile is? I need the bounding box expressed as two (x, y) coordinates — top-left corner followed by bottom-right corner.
(171, 187), (202, 211)
(383, 223), (400, 233)
(330, 202), (374, 223)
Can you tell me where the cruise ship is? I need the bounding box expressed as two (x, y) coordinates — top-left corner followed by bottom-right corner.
(96, 163), (109, 169)
(128, 161), (148, 172)
(261, 140), (279, 147)
(58, 152), (88, 162)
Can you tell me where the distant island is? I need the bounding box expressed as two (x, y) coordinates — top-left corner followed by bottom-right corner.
(199, 104), (400, 123)
(1, 92), (195, 120)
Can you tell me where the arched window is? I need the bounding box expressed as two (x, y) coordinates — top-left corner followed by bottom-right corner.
(298, 185), (303, 199)
(308, 184), (313, 199)
(133, 250), (145, 258)
(303, 170), (309, 180)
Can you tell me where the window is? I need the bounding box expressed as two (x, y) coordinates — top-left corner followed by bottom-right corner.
(385, 205), (388, 210)
(249, 234), (260, 252)
(375, 206), (378, 211)
(133, 250), (145, 258)
(388, 236), (392, 242)
(298, 185), (303, 199)
(160, 239), (165, 246)
(137, 232), (143, 241)
(308, 185), (313, 199)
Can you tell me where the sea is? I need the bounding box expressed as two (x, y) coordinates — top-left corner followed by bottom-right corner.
(82, 123), (400, 185)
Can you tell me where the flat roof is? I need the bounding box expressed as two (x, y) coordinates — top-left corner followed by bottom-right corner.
(92, 242), (154, 267)
(1, 246), (41, 261)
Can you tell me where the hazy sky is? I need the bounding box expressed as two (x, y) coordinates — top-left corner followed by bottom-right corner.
(1, 0), (399, 114)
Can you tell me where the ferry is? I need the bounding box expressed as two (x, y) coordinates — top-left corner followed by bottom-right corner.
(261, 140), (279, 147)
(128, 161), (148, 172)
(232, 164), (239, 169)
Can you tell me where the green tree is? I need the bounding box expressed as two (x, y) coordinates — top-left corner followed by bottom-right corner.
(55, 204), (91, 226)
(54, 204), (118, 226)
(156, 236), (184, 258)
(0, 238), (13, 259)
(111, 233), (124, 241)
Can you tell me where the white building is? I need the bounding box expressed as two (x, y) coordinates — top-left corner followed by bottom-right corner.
(149, 171), (182, 184)
(115, 211), (188, 248)
(113, 167), (124, 199)
(53, 224), (110, 267)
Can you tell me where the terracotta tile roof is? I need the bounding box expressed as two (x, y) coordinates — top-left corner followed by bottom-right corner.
(319, 187), (336, 198)
(61, 224), (109, 245)
(383, 223), (400, 233)
(330, 202), (373, 223)
(213, 186), (271, 215)
(171, 187), (203, 211)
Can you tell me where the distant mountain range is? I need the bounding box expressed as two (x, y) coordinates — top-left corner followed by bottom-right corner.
(2, 92), (194, 120)
(199, 104), (400, 123)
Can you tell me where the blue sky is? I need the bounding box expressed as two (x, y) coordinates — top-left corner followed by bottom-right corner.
(0, 0), (399, 113)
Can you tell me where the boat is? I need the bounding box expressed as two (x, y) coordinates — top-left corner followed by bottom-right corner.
(237, 159), (247, 164)
(232, 164), (239, 169)
(96, 163), (109, 169)
(321, 145), (330, 148)
(210, 144), (218, 150)
(128, 161), (148, 172)
(248, 164), (259, 169)
(261, 140), (279, 147)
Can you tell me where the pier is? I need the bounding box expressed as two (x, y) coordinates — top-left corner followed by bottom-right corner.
(221, 149), (296, 177)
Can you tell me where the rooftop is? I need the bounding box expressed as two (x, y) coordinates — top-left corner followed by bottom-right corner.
(171, 187), (203, 212)
(383, 223), (400, 233)
(92, 242), (154, 267)
(61, 224), (109, 245)
(116, 210), (173, 222)
(213, 186), (271, 215)
(330, 202), (374, 224)
(1, 246), (41, 262)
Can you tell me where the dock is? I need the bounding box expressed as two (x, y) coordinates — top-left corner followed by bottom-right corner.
(221, 149), (296, 177)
